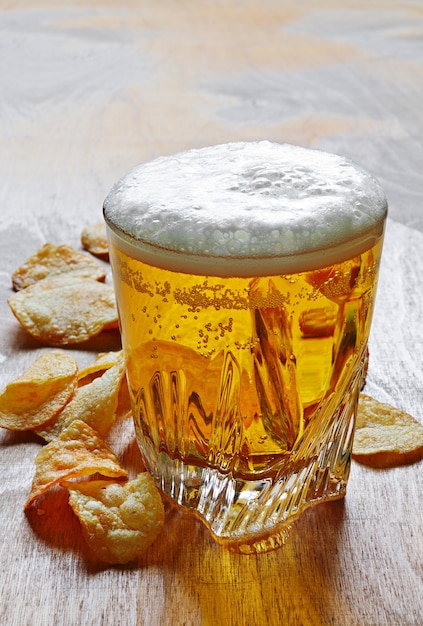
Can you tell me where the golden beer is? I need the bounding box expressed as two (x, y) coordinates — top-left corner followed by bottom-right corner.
(104, 141), (387, 552)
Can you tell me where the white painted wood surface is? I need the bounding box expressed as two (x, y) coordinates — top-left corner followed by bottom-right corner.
(1, 2), (422, 625)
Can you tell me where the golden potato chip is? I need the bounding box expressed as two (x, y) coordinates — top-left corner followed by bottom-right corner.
(81, 223), (109, 260)
(34, 352), (126, 441)
(25, 419), (127, 509)
(0, 351), (78, 430)
(67, 473), (164, 564)
(8, 274), (118, 346)
(12, 243), (106, 290)
(78, 350), (124, 385)
(353, 394), (423, 468)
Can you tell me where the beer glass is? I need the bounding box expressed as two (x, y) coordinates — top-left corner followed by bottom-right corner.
(104, 142), (387, 553)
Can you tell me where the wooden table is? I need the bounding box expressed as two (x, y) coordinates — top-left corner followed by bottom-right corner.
(1, 2), (422, 624)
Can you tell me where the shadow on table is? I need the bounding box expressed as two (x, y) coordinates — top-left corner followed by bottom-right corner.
(134, 497), (349, 625)
(24, 469), (351, 623)
(25, 486), (90, 558)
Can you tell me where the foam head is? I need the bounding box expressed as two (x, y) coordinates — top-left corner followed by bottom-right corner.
(103, 141), (388, 276)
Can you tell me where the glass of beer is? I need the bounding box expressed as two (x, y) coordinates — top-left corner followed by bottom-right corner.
(104, 141), (387, 554)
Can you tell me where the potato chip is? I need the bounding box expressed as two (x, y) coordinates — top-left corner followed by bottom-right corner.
(8, 274), (118, 346)
(0, 351), (78, 430)
(67, 473), (164, 564)
(81, 223), (109, 260)
(25, 420), (127, 509)
(34, 352), (126, 441)
(78, 350), (124, 385)
(12, 243), (106, 290)
(77, 351), (132, 420)
(353, 394), (423, 468)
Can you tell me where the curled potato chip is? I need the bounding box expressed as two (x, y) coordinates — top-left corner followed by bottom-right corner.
(0, 351), (78, 430)
(34, 352), (126, 441)
(77, 350), (132, 420)
(12, 243), (106, 290)
(353, 394), (423, 468)
(25, 420), (127, 509)
(8, 275), (118, 346)
(67, 473), (164, 564)
(81, 223), (109, 260)
(78, 350), (124, 385)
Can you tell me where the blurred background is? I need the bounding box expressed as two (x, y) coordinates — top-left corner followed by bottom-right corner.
(1, 1), (422, 240)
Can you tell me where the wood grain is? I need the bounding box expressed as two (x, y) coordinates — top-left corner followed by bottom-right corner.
(1, 2), (422, 625)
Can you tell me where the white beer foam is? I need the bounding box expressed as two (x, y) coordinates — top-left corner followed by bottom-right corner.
(104, 142), (387, 275)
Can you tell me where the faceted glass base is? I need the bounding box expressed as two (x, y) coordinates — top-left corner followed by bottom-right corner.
(135, 366), (360, 554)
